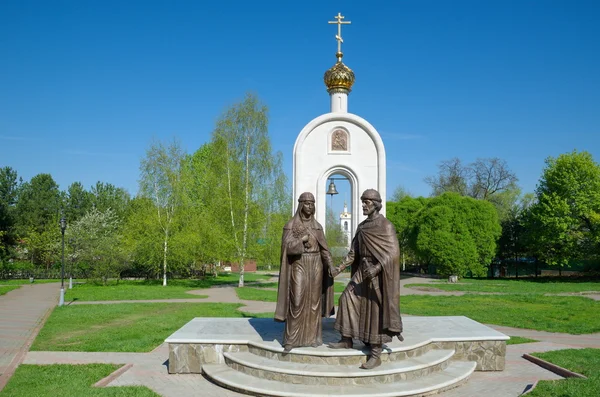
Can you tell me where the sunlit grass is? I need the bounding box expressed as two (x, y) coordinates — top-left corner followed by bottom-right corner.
(0, 364), (159, 397)
(0, 285), (20, 295)
(527, 348), (600, 397)
(63, 273), (271, 301)
(506, 336), (538, 345)
(401, 294), (599, 334)
(31, 302), (252, 352)
(405, 277), (600, 294)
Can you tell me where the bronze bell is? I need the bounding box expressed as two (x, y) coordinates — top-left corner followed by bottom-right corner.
(327, 181), (339, 196)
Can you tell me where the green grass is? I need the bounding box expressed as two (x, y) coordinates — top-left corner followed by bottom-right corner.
(0, 279), (60, 285)
(0, 285), (20, 295)
(506, 336), (538, 345)
(235, 283), (345, 304)
(236, 287), (278, 302)
(31, 302), (254, 352)
(63, 273), (270, 301)
(65, 283), (208, 301)
(240, 282), (346, 292)
(527, 349), (600, 397)
(401, 294), (599, 334)
(405, 277), (600, 294)
(0, 364), (159, 397)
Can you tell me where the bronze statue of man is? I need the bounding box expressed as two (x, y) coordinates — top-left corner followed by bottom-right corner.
(329, 189), (403, 369)
(275, 192), (336, 352)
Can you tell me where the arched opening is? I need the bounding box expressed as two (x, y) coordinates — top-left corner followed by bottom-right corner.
(324, 171), (353, 254)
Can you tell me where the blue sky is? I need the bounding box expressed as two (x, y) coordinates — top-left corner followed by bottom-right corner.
(1, 1), (599, 216)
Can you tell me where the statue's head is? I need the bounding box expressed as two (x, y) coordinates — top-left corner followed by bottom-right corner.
(298, 192), (315, 218)
(360, 189), (382, 214)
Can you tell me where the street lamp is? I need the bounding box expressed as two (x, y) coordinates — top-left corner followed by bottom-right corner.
(58, 214), (67, 306)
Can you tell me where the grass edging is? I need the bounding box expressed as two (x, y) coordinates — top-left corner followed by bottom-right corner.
(523, 353), (587, 379)
(94, 363), (133, 387)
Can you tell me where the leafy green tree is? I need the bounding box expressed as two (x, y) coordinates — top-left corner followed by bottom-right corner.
(179, 143), (231, 273)
(68, 207), (127, 284)
(210, 93), (286, 287)
(91, 182), (130, 218)
(387, 196), (425, 270)
(497, 193), (535, 277)
(65, 182), (93, 223)
(411, 193), (500, 277)
(527, 150), (600, 269)
(0, 166), (20, 259)
(15, 173), (61, 234)
(139, 138), (186, 286)
(121, 197), (163, 277)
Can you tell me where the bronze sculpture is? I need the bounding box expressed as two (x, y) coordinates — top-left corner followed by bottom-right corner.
(275, 192), (336, 352)
(329, 189), (403, 369)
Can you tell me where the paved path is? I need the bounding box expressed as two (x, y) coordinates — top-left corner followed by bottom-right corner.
(0, 282), (59, 390)
(2, 276), (600, 396)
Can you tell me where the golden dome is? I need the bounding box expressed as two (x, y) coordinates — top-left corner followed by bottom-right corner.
(324, 52), (355, 92)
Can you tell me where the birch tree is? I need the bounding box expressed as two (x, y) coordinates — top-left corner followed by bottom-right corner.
(139, 138), (185, 286)
(210, 93), (285, 287)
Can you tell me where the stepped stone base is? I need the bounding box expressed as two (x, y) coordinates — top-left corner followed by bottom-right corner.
(166, 316), (508, 374)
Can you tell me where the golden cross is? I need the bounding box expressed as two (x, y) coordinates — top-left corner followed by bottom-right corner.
(328, 13), (351, 57)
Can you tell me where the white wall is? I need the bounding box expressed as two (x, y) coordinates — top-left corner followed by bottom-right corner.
(293, 112), (386, 238)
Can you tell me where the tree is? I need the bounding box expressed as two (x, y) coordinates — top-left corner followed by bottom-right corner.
(68, 207), (126, 284)
(65, 182), (93, 223)
(424, 158), (469, 196)
(210, 93), (285, 287)
(527, 150), (600, 269)
(0, 166), (20, 259)
(424, 157), (519, 221)
(121, 197), (163, 278)
(470, 158), (518, 200)
(387, 196), (425, 270)
(15, 173), (61, 234)
(410, 193), (501, 277)
(389, 185), (413, 202)
(91, 182), (130, 218)
(496, 193), (535, 277)
(139, 138), (186, 286)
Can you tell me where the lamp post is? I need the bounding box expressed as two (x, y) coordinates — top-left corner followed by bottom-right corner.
(59, 215), (66, 306)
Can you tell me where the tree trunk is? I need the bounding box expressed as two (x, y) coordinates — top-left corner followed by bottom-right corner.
(238, 258), (245, 288)
(162, 232), (168, 286)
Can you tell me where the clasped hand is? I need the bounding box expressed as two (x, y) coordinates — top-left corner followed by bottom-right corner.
(363, 266), (378, 280)
(329, 264), (340, 278)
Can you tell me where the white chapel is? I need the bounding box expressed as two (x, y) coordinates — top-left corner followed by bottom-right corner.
(292, 13), (387, 240)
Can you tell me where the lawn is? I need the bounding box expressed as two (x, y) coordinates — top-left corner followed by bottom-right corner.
(0, 279), (60, 285)
(506, 336), (538, 345)
(0, 364), (159, 397)
(63, 273), (270, 301)
(527, 348), (600, 397)
(401, 294), (599, 334)
(405, 277), (600, 294)
(236, 287), (598, 334)
(235, 286), (344, 305)
(31, 302), (273, 352)
(0, 285), (20, 295)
